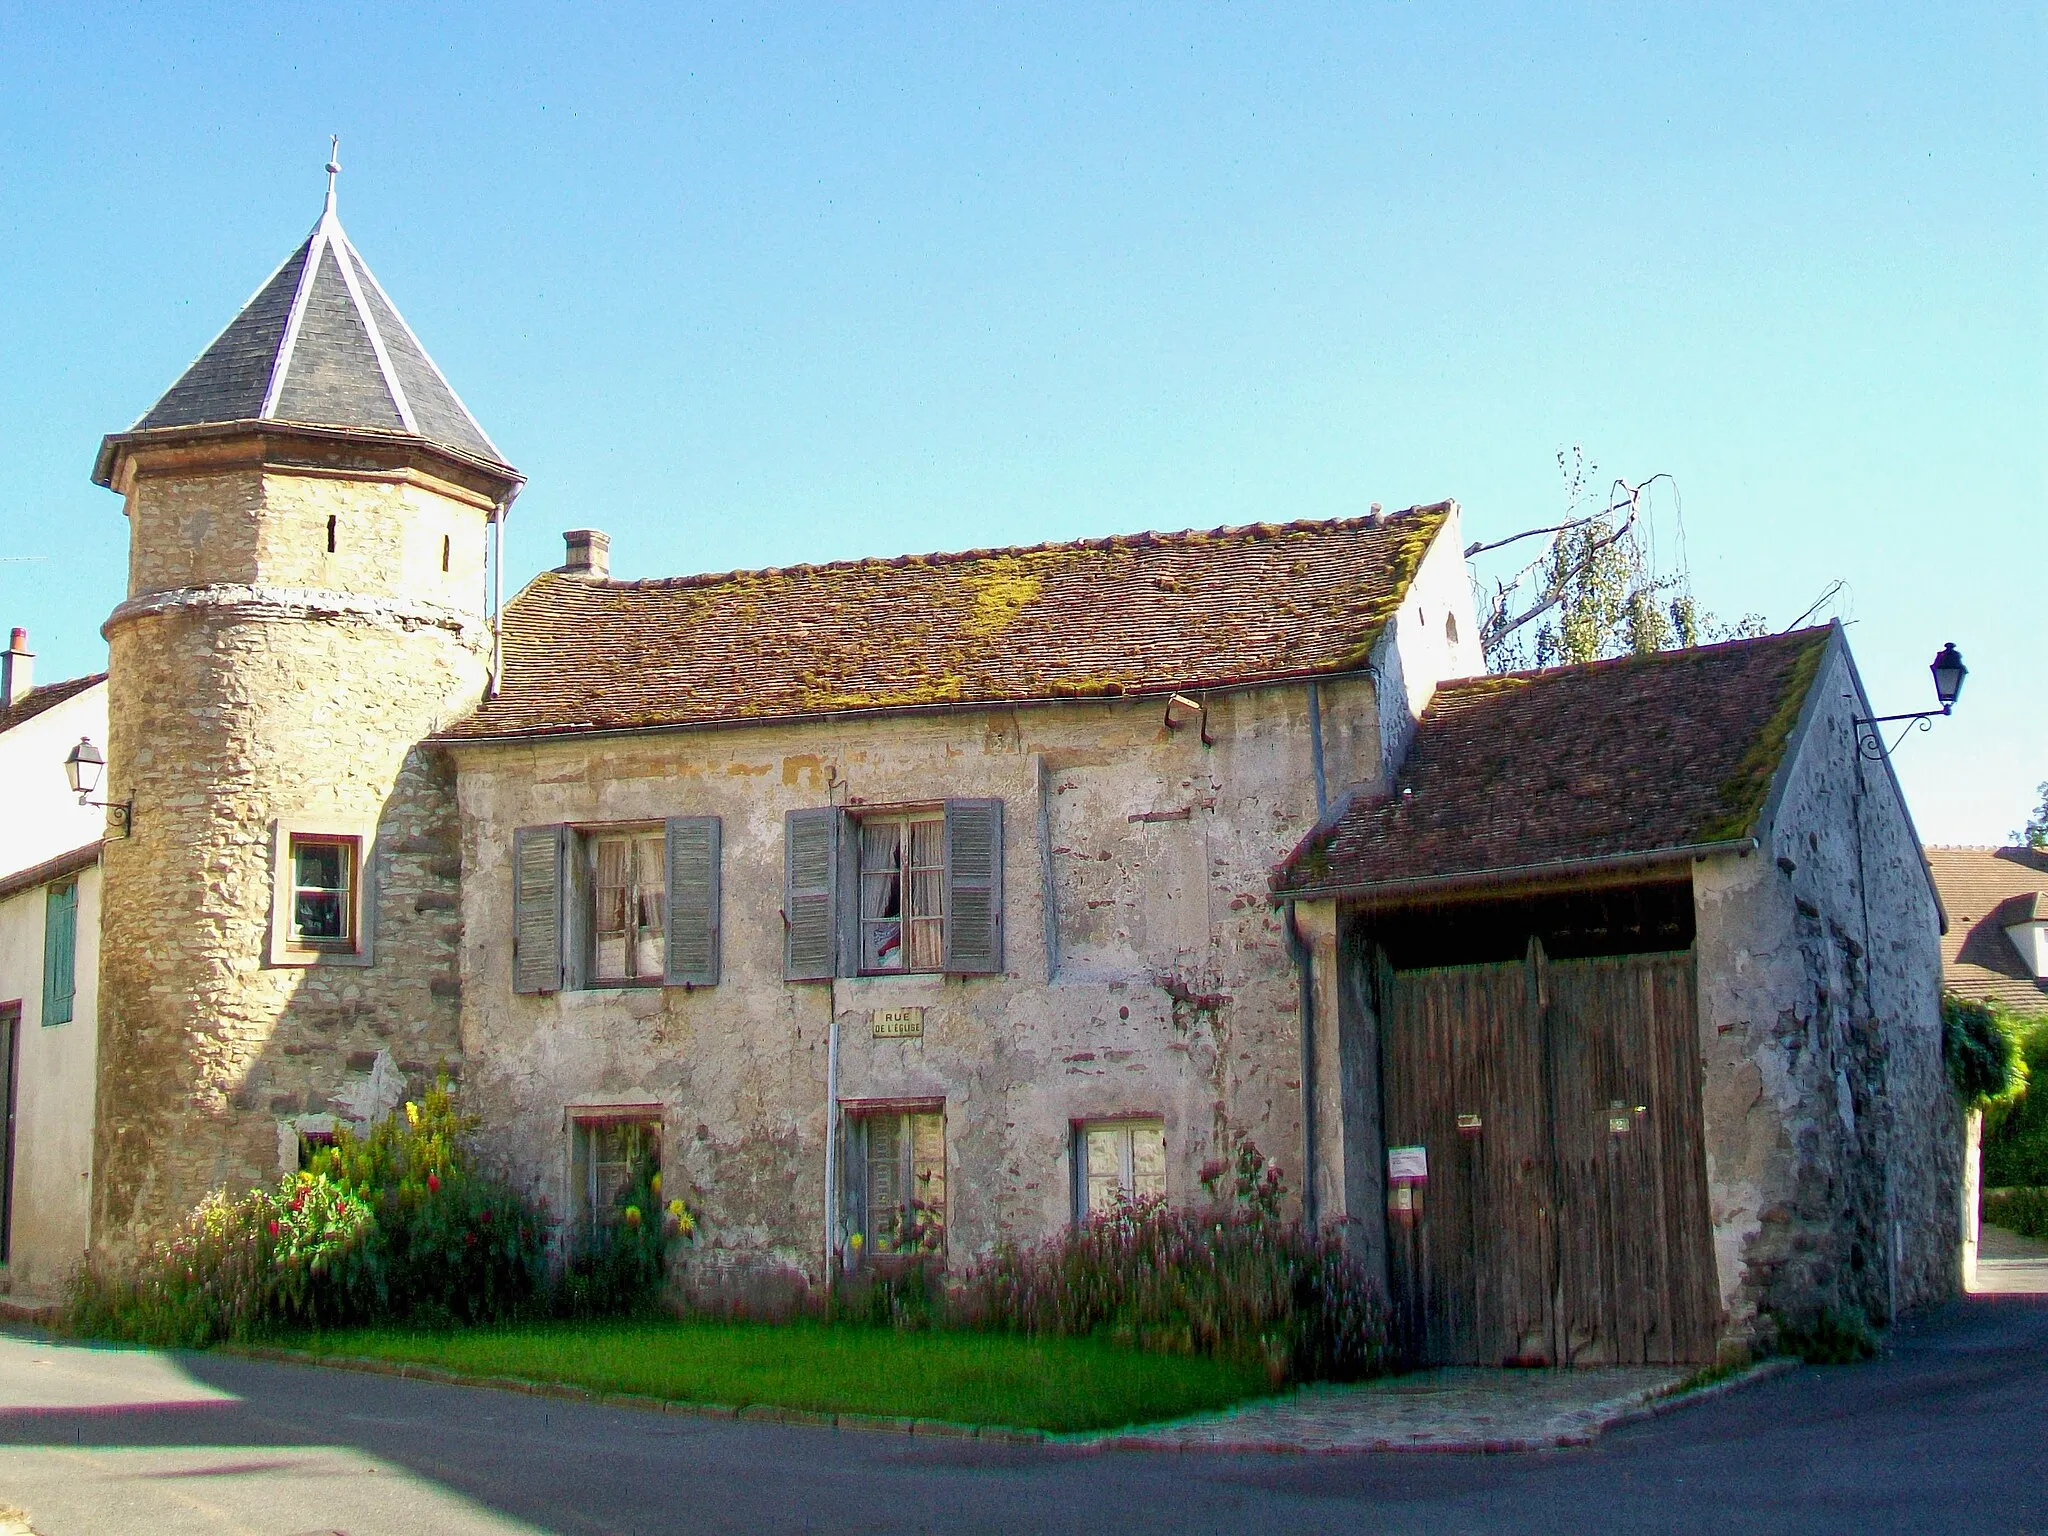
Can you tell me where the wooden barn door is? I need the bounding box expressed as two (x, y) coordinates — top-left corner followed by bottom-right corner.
(1380, 943), (1718, 1366)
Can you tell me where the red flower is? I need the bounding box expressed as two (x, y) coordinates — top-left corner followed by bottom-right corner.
(426, 1172), (441, 1193)
(267, 1219), (281, 1237)
(480, 1209), (492, 1224)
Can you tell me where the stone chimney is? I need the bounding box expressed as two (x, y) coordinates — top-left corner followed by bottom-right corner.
(558, 529), (611, 580)
(1, 628), (31, 707)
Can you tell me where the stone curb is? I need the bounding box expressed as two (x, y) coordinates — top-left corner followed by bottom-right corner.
(217, 1345), (1798, 1457)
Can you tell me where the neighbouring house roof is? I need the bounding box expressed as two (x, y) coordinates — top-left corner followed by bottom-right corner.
(92, 185), (511, 486)
(0, 840), (102, 904)
(439, 504), (1455, 742)
(0, 673), (106, 737)
(1926, 845), (2048, 1013)
(1271, 626), (1834, 901)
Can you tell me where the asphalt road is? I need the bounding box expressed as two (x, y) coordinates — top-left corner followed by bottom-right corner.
(1, 1296), (2042, 1535)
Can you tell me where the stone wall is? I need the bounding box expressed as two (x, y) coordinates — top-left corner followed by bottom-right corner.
(451, 679), (1384, 1294)
(92, 454), (495, 1259)
(1694, 636), (1959, 1341)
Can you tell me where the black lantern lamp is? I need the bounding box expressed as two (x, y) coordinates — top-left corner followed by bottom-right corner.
(1855, 643), (1968, 759)
(1931, 642), (1967, 713)
(63, 735), (131, 835)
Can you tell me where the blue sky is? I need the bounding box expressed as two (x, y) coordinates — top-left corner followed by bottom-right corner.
(1, 4), (2040, 843)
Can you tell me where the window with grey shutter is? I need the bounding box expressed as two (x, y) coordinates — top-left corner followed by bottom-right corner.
(42, 880), (77, 1026)
(784, 807), (840, 981)
(664, 816), (721, 986)
(512, 825), (566, 994)
(942, 798), (1003, 975)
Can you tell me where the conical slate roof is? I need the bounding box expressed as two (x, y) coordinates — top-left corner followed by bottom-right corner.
(120, 183), (509, 472)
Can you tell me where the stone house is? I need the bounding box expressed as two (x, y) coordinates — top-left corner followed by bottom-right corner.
(0, 637), (107, 1297)
(1271, 626), (1961, 1359)
(27, 175), (1963, 1356)
(1925, 843), (2048, 1282)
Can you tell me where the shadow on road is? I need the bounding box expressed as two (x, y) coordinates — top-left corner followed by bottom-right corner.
(1, 1297), (2044, 1535)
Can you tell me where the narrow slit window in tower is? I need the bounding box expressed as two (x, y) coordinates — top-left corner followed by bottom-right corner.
(326, 515), (337, 554)
(442, 534), (451, 573)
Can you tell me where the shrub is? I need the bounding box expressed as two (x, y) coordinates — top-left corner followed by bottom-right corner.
(68, 1081), (554, 1344)
(65, 1172), (373, 1347)
(1773, 1305), (1879, 1365)
(1983, 1187), (2048, 1242)
(958, 1142), (1390, 1384)
(305, 1084), (551, 1326)
(1944, 995), (2026, 1107)
(1983, 1014), (2048, 1188)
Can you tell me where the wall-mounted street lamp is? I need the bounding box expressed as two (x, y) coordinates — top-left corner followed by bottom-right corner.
(1853, 643), (1967, 760)
(64, 736), (132, 836)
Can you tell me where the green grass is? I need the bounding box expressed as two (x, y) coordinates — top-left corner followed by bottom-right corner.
(280, 1319), (1276, 1433)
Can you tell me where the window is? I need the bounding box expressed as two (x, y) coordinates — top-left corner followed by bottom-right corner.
(1076, 1119), (1166, 1219)
(510, 817), (721, 994)
(571, 1115), (662, 1240)
(783, 799), (1003, 981)
(859, 811), (945, 972)
(290, 836), (357, 950)
(592, 829), (666, 983)
(42, 879), (77, 1026)
(842, 1107), (945, 1257)
(270, 821), (375, 966)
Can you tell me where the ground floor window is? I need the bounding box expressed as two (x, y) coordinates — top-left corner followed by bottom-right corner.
(571, 1116), (663, 1238)
(1076, 1118), (1166, 1219)
(843, 1108), (946, 1257)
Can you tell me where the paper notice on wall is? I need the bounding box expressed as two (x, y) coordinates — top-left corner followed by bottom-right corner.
(1387, 1145), (1428, 1182)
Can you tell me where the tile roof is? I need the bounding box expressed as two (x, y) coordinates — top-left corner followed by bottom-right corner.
(440, 504), (1454, 741)
(1272, 626), (1834, 899)
(94, 186), (509, 482)
(0, 672), (106, 737)
(1926, 846), (2048, 1013)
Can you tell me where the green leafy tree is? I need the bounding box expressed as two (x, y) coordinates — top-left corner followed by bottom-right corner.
(1474, 448), (1770, 673)
(2015, 782), (2048, 850)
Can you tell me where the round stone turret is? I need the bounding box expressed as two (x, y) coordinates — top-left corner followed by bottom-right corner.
(90, 175), (522, 1258)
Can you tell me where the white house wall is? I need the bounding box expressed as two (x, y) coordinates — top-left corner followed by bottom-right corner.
(0, 864), (100, 1293)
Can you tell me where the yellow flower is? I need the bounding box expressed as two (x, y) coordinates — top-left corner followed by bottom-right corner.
(650, 1172), (662, 1197)
(624, 1205), (642, 1226)
(405, 1101), (420, 1128)
(849, 1232), (864, 1249)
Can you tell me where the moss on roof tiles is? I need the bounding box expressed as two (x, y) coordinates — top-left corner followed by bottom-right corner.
(452, 505), (1458, 739)
(1693, 629), (1828, 844)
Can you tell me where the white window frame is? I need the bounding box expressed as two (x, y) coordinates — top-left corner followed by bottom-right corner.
(269, 818), (376, 967)
(1074, 1118), (1167, 1222)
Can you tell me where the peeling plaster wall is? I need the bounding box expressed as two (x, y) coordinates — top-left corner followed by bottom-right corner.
(1693, 642), (1957, 1342)
(454, 681), (1372, 1293)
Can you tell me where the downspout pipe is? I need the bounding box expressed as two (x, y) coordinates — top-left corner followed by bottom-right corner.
(1307, 682), (1328, 818)
(823, 995), (841, 1285)
(1285, 900), (1318, 1230)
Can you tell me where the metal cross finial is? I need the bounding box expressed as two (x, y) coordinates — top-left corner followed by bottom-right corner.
(324, 135), (341, 215)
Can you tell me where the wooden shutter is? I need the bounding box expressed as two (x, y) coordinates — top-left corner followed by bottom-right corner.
(42, 880), (77, 1026)
(512, 825), (566, 994)
(664, 816), (722, 986)
(784, 808), (840, 981)
(942, 798), (1003, 975)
